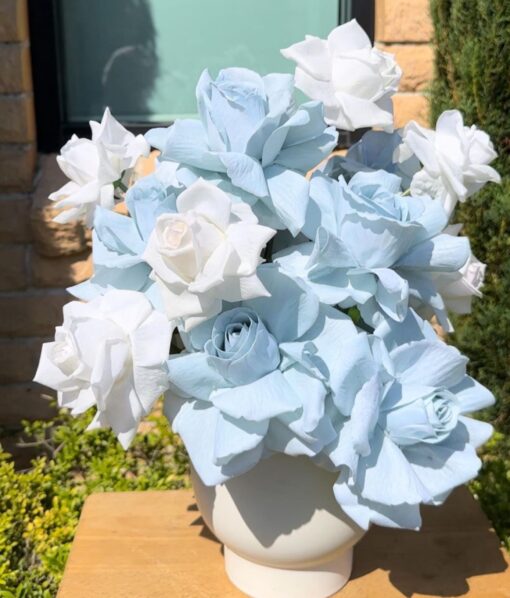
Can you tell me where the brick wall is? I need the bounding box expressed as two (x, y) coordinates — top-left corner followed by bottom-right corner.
(0, 1), (91, 454)
(376, 0), (433, 127)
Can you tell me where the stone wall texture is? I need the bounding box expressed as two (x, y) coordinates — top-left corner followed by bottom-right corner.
(376, 0), (433, 127)
(0, 1), (434, 448)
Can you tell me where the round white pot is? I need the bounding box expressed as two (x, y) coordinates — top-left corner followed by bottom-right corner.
(191, 453), (365, 598)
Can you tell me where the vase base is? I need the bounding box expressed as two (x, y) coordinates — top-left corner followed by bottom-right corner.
(224, 546), (353, 598)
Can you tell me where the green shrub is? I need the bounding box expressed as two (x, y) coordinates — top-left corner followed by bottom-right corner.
(430, 0), (510, 548)
(0, 406), (190, 597)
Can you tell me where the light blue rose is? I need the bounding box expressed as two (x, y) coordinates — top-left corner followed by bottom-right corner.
(69, 162), (180, 310)
(276, 170), (471, 330)
(321, 309), (494, 530)
(164, 264), (359, 485)
(145, 67), (338, 235)
(322, 130), (420, 189)
(205, 307), (280, 385)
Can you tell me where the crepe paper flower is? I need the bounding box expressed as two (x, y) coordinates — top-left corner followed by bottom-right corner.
(34, 290), (172, 449)
(49, 107), (150, 226)
(143, 178), (276, 328)
(145, 67), (337, 235)
(281, 19), (401, 132)
(164, 264), (359, 485)
(69, 162), (181, 310)
(275, 170), (471, 331)
(396, 110), (501, 218)
(323, 130), (420, 189)
(322, 310), (494, 530)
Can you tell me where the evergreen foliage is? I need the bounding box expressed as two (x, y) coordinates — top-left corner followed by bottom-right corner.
(430, 0), (510, 547)
(0, 407), (190, 597)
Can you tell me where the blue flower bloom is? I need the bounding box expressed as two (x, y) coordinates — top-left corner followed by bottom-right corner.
(322, 130), (420, 189)
(276, 170), (471, 330)
(145, 67), (338, 235)
(69, 162), (181, 308)
(164, 264), (359, 485)
(320, 310), (494, 530)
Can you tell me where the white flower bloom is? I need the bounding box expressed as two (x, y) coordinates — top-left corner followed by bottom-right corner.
(143, 178), (276, 329)
(281, 19), (401, 131)
(49, 107), (150, 226)
(34, 290), (172, 449)
(433, 252), (487, 315)
(397, 110), (501, 218)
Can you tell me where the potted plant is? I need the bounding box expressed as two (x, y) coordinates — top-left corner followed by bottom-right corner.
(35, 20), (500, 598)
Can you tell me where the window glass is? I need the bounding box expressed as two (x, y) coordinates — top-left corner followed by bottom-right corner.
(58, 0), (341, 122)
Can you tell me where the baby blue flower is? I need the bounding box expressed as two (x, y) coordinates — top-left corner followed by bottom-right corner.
(276, 170), (471, 330)
(164, 264), (359, 485)
(323, 130), (420, 189)
(322, 309), (494, 530)
(69, 162), (181, 309)
(146, 67), (338, 235)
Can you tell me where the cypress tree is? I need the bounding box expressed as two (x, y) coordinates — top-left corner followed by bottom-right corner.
(430, 0), (510, 545)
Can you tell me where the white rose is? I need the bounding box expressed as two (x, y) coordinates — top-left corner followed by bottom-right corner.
(434, 253), (487, 315)
(143, 179), (275, 329)
(281, 19), (401, 131)
(34, 290), (172, 448)
(397, 110), (501, 218)
(49, 107), (150, 226)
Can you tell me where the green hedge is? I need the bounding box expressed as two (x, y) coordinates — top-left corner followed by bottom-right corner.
(430, 0), (510, 547)
(0, 407), (190, 597)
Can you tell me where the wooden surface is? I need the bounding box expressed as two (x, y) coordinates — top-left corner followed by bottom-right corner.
(58, 486), (510, 598)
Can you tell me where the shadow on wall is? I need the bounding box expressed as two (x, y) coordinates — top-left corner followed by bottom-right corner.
(60, 0), (159, 120)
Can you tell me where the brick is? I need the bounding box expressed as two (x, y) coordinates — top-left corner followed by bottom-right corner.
(376, 0), (433, 43)
(393, 93), (430, 128)
(379, 44), (434, 92)
(31, 251), (92, 288)
(0, 42), (32, 92)
(0, 195), (31, 242)
(0, 244), (27, 290)
(0, 0), (28, 42)
(0, 93), (35, 142)
(0, 338), (43, 383)
(30, 154), (91, 256)
(0, 143), (36, 191)
(0, 291), (68, 336)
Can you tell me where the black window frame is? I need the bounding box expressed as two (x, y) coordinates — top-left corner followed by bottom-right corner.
(29, 0), (375, 152)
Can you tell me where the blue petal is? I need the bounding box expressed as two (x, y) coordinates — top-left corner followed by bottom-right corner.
(396, 234), (471, 272)
(333, 481), (422, 531)
(403, 422), (481, 501)
(264, 165), (309, 236)
(213, 412), (268, 465)
(217, 152), (268, 197)
(166, 352), (227, 400)
(450, 376), (496, 413)
(390, 339), (467, 388)
(244, 264), (319, 342)
(210, 369), (300, 422)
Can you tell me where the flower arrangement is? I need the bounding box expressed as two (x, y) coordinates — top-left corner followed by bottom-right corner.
(35, 20), (500, 532)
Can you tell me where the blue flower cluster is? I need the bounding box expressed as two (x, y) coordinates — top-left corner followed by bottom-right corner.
(74, 66), (493, 531)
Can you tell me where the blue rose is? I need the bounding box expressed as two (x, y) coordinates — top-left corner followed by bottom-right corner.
(321, 309), (494, 531)
(205, 307), (280, 386)
(145, 67), (337, 235)
(322, 130), (420, 189)
(276, 170), (471, 329)
(164, 264), (359, 485)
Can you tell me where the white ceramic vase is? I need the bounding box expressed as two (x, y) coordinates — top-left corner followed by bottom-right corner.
(191, 453), (365, 598)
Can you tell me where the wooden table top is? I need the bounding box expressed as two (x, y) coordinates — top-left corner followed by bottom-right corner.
(57, 486), (510, 597)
